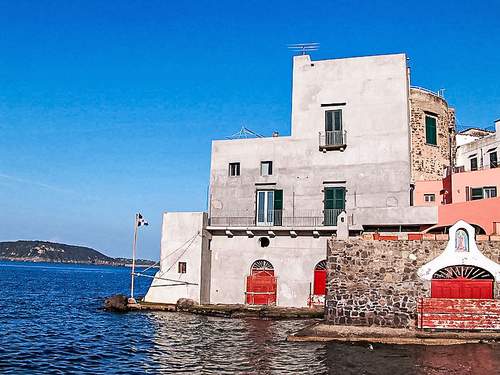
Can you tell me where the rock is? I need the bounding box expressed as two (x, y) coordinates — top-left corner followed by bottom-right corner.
(176, 298), (199, 310)
(104, 294), (129, 312)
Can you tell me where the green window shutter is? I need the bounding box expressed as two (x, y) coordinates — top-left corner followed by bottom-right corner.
(334, 110), (342, 131)
(333, 187), (345, 209)
(425, 116), (437, 145)
(324, 188), (334, 209)
(325, 111), (333, 132)
(274, 190), (283, 210)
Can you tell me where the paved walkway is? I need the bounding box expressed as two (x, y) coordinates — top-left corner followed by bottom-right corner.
(288, 322), (500, 345)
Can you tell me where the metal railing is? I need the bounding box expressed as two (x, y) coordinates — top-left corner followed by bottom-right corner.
(209, 209), (345, 227)
(319, 130), (347, 149)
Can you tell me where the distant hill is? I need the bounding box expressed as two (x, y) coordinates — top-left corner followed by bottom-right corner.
(0, 240), (156, 266)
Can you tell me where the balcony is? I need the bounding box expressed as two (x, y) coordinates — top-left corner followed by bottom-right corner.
(319, 130), (347, 151)
(209, 209), (345, 227)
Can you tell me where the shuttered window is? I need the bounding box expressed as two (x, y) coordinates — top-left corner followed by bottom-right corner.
(425, 115), (437, 145)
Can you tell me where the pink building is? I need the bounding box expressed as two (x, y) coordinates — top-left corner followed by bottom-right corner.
(415, 119), (500, 234)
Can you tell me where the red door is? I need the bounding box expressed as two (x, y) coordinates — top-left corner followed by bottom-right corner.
(246, 260), (276, 305)
(431, 279), (493, 299)
(313, 269), (326, 295)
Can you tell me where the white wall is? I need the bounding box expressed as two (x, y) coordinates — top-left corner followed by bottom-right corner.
(210, 234), (327, 307)
(144, 212), (208, 304)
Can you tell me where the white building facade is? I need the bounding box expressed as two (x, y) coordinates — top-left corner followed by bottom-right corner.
(145, 53), (438, 307)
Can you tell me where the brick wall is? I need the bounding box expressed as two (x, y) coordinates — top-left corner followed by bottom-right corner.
(410, 88), (456, 182)
(325, 238), (500, 328)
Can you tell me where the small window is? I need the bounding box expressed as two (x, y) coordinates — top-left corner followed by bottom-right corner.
(470, 157), (478, 171)
(470, 187), (483, 200)
(424, 194), (435, 202)
(260, 161), (273, 176)
(484, 186), (497, 199)
(490, 152), (498, 168)
(178, 262), (187, 274)
(425, 115), (437, 145)
(229, 162), (240, 176)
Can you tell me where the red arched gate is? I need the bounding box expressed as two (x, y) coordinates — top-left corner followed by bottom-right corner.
(246, 260), (277, 305)
(418, 265), (498, 330)
(431, 265), (493, 299)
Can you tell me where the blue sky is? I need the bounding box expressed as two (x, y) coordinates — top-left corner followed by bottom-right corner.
(0, 0), (499, 259)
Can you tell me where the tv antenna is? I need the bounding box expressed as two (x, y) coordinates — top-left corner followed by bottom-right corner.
(287, 42), (320, 55)
(226, 126), (264, 139)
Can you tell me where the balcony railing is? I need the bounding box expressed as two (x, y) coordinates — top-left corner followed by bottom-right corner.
(209, 209), (345, 227)
(319, 130), (347, 151)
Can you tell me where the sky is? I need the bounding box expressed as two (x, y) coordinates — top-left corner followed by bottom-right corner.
(0, 0), (499, 260)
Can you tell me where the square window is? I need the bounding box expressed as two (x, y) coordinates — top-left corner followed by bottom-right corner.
(229, 162), (240, 176)
(470, 157), (478, 171)
(470, 187), (483, 200)
(260, 161), (273, 176)
(424, 194), (435, 202)
(484, 186), (497, 199)
(425, 115), (437, 145)
(178, 262), (187, 274)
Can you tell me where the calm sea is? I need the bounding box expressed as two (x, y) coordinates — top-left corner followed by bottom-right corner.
(0, 261), (498, 374)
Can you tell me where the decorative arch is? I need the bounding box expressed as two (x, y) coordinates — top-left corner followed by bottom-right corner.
(418, 220), (500, 282)
(315, 260), (327, 271)
(251, 259), (274, 275)
(433, 265), (494, 280)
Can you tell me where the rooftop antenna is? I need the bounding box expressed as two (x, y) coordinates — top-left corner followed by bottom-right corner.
(287, 42), (320, 55)
(226, 125), (264, 139)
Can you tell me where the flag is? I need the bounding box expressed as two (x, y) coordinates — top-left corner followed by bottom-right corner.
(137, 213), (148, 227)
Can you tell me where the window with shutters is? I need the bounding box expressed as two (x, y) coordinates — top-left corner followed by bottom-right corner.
(325, 110), (342, 132)
(425, 115), (437, 145)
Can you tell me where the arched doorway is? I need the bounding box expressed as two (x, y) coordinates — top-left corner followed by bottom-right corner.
(313, 260), (327, 296)
(246, 260), (277, 305)
(431, 265), (494, 299)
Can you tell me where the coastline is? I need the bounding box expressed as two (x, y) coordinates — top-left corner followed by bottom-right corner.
(0, 257), (157, 268)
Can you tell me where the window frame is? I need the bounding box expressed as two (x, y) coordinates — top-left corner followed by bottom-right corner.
(489, 151), (498, 168)
(470, 157), (478, 171)
(228, 162), (240, 177)
(325, 109), (343, 132)
(260, 161), (273, 177)
(178, 261), (187, 274)
(470, 187), (484, 200)
(424, 193), (436, 202)
(483, 186), (497, 199)
(425, 114), (438, 146)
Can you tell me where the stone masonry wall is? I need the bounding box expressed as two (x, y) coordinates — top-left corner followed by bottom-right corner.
(325, 238), (500, 329)
(410, 88), (456, 182)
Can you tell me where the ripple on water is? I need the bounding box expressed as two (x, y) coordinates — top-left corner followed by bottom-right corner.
(1, 261), (500, 374)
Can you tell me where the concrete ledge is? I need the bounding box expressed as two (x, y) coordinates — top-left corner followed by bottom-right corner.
(130, 301), (324, 320)
(287, 323), (500, 345)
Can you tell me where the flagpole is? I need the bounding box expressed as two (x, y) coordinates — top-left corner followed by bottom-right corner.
(130, 213), (138, 303)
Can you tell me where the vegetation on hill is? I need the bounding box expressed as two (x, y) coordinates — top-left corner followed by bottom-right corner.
(0, 240), (155, 266)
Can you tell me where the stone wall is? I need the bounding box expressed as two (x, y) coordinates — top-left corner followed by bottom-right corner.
(325, 238), (500, 329)
(410, 88), (456, 182)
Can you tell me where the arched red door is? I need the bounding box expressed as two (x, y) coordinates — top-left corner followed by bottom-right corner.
(246, 260), (277, 305)
(431, 265), (494, 299)
(313, 260), (327, 296)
